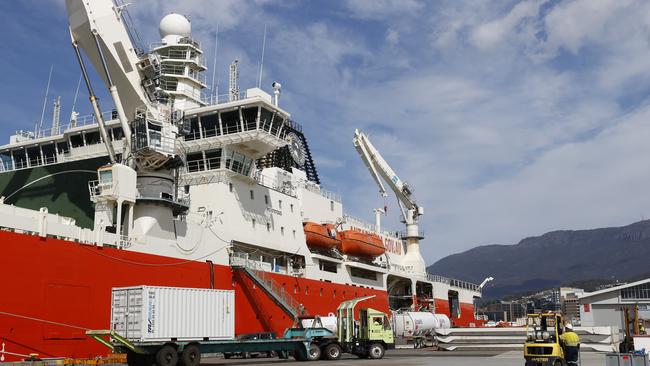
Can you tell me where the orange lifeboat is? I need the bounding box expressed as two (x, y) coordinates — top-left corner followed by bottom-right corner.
(303, 222), (340, 250)
(337, 230), (385, 258)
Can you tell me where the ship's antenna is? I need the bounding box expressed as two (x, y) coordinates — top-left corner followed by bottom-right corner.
(52, 96), (61, 135)
(38, 64), (54, 137)
(257, 24), (267, 88)
(211, 25), (219, 103)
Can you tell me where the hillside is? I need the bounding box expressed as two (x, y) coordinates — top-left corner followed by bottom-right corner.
(428, 220), (650, 298)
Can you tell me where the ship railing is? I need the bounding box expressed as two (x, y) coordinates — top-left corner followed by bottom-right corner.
(302, 183), (342, 203)
(182, 117), (286, 142)
(253, 171), (297, 197)
(230, 252), (303, 316)
(426, 272), (481, 292)
(21, 111), (116, 140)
(158, 49), (205, 67)
(88, 180), (113, 199)
(160, 65), (207, 85)
(399, 229), (425, 239)
(342, 214), (401, 240)
(149, 37), (201, 52)
(199, 91), (251, 106)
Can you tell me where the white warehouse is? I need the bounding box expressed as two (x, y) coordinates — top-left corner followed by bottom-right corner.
(579, 278), (650, 334)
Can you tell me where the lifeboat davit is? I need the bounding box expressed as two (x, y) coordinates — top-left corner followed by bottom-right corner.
(337, 230), (385, 258)
(303, 222), (340, 250)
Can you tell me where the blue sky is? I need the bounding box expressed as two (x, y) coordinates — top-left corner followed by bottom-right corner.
(3, 0), (650, 263)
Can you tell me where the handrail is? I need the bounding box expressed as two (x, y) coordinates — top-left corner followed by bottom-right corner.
(230, 252), (304, 317)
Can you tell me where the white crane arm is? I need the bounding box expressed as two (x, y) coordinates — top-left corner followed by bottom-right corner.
(66, 0), (155, 120)
(353, 129), (419, 214)
(353, 133), (388, 197)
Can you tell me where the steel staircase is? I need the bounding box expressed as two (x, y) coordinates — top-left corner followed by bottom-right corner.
(230, 253), (303, 319)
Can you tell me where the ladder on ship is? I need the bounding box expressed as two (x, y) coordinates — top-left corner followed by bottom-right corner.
(230, 253), (303, 320)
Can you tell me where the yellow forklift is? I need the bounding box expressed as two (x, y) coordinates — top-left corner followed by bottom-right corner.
(524, 313), (570, 366)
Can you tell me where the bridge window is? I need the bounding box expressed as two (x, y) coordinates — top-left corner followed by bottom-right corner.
(0, 151), (12, 170)
(27, 146), (41, 166)
(242, 107), (257, 131)
(260, 108), (274, 132)
(70, 134), (84, 148)
(186, 152), (205, 172)
(112, 127), (124, 140)
(85, 131), (101, 145)
(221, 110), (240, 134)
(185, 117), (200, 140)
(41, 143), (57, 164)
(57, 141), (70, 154)
(204, 149), (221, 170)
(250, 190), (254, 200)
(201, 113), (219, 138)
(12, 149), (26, 169)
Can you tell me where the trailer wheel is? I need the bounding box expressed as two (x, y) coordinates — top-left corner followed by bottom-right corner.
(323, 344), (342, 360)
(306, 344), (321, 361)
(180, 345), (200, 366)
(156, 345), (179, 366)
(368, 343), (385, 359)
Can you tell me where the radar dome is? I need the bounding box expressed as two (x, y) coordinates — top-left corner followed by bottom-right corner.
(159, 13), (191, 38)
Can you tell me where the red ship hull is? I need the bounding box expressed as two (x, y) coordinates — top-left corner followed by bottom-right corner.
(0, 231), (476, 361)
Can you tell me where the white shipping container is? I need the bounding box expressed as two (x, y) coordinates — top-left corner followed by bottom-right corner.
(111, 286), (235, 342)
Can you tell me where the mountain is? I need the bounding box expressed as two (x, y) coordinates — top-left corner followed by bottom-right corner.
(428, 220), (650, 299)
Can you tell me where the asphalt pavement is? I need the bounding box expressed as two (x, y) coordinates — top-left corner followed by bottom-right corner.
(201, 349), (607, 366)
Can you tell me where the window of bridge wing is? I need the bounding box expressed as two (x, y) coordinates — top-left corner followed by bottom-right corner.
(27, 146), (42, 166)
(204, 149), (221, 170)
(56, 141), (70, 155)
(259, 108), (274, 132)
(242, 107), (258, 131)
(270, 113), (283, 136)
(185, 116), (200, 141)
(112, 127), (124, 141)
(41, 143), (57, 164)
(231, 152), (246, 174)
(200, 113), (218, 138)
(186, 152), (205, 172)
(85, 130), (101, 145)
(12, 149), (26, 169)
(0, 151), (12, 170)
(70, 134), (84, 148)
(221, 110), (240, 135)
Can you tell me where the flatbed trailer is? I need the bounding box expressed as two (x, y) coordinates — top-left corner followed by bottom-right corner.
(87, 330), (310, 366)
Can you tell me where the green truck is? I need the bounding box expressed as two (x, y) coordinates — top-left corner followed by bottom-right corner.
(287, 295), (395, 360)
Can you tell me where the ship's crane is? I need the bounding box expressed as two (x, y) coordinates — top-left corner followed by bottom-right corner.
(66, 0), (189, 241)
(66, 0), (178, 169)
(352, 129), (426, 275)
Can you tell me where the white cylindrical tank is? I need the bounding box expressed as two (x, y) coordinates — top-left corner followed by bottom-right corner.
(392, 311), (450, 337)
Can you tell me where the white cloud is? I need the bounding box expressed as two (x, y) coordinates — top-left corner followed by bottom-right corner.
(386, 28), (400, 46)
(343, 0), (424, 19)
(470, 0), (546, 50)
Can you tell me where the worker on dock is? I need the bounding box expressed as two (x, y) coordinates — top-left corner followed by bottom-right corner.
(560, 323), (580, 365)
